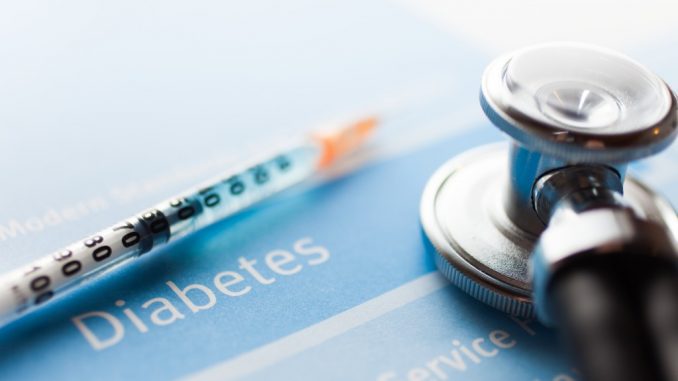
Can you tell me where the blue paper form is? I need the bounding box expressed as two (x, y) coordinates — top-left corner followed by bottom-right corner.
(1, 1), (677, 380)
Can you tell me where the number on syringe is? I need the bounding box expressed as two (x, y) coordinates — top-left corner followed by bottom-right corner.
(198, 187), (221, 208)
(30, 276), (50, 292)
(169, 198), (196, 220)
(30, 275), (53, 304)
(61, 260), (82, 277)
(22, 265), (40, 276)
(53, 249), (72, 261)
(275, 155), (292, 171)
(141, 210), (169, 234)
(250, 166), (269, 185)
(23, 265), (51, 302)
(53, 249), (82, 277)
(226, 176), (245, 195)
(84, 235), (112, 262)
(113, 221), (141, 248)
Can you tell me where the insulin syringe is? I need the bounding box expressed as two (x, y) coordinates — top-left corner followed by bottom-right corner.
(0, 117), (376, 326)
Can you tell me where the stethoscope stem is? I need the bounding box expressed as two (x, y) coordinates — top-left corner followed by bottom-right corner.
(532, 165), (678, 381)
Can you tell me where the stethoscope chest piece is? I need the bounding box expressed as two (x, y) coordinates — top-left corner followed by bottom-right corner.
(420, 42), (678, 321)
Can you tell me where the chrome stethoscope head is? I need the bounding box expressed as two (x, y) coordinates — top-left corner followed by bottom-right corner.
(481, 42), (677, 163)
(420, 42), (678, 320)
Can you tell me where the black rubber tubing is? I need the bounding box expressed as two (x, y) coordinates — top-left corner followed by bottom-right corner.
(550, 255), (678, 381)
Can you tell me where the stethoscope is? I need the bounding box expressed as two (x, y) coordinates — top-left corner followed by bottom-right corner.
(420, 43), (678, 381)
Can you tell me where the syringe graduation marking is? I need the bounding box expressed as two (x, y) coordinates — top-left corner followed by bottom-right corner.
(2, 149), (313, 320)
(0, 116), (377, 325)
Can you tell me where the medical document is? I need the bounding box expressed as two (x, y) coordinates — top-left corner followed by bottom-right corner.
(1, 1), (677, 380)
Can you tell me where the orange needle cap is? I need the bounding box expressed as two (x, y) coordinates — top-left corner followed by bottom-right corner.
(312, 116), (378, 169)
